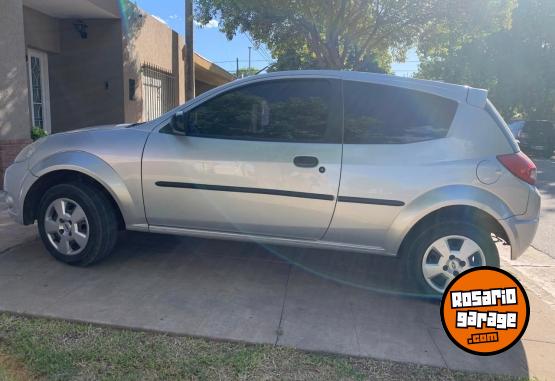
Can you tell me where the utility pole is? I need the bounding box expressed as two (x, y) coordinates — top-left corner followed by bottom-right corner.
(236, 57), (239, 78)
(185, 0), (195, 100)
(248, 46), (252, 74)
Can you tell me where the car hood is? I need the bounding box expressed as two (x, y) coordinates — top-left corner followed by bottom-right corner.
(57, 123), (133, 135)
(27, 122), (151, 173)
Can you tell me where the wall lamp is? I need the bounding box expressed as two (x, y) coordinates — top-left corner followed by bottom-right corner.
(73, 20), (88, 39)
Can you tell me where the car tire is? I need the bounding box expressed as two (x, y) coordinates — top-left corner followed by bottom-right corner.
(37, 182), (119, 266)
(405, 221), (499, 296)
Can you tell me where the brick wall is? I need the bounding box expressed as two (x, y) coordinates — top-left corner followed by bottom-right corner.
(0, 139), (32, 189)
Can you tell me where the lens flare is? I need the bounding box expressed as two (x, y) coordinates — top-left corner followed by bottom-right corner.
(118, 0), (129, 34)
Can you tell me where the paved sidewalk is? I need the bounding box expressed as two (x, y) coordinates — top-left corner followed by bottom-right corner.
(499, 245), (555, 309)
(0, 205), (554, 380)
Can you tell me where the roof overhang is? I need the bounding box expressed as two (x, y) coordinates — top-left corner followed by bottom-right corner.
(194, 53), (235, 86)
(22, 0), (120, 19)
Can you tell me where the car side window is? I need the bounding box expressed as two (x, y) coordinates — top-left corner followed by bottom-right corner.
(343, 81), (458, 144)
(179, 79), (339, 143)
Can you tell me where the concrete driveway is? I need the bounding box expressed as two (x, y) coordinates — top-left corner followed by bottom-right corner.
(1, 229), (554, 379)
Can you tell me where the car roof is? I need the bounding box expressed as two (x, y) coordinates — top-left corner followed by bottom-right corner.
(226, 70), (488, 108)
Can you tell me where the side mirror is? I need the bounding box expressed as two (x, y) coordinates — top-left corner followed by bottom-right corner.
(170, 111), (187, 135)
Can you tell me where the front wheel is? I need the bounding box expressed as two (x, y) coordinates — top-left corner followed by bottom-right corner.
(406, 222), (499, 295)
(38, 182), (119, 266)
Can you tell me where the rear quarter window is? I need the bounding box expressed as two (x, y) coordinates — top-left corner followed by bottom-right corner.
(343, 81), (458, 144)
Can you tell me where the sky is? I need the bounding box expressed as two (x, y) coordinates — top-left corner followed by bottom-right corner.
(133, 0), (419, 77)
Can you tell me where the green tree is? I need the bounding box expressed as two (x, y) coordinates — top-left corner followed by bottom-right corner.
(196, 0), (514, 72)
(418, 0), (555, 120)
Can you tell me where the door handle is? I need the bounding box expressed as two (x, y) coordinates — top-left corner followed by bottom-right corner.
(294, 156), (319, 168)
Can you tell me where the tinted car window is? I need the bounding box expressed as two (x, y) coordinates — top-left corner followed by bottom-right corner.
(184, 79), (338, 143)
(344, 81), (458, 144)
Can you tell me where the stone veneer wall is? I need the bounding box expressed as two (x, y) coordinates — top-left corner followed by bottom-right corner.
(0, 139), (32, 188)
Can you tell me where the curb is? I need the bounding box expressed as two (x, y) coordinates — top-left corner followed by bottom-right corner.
(499, 245), (555, 310)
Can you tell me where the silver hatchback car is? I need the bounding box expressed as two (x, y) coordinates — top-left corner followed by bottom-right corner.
(3, 71), (541, 294)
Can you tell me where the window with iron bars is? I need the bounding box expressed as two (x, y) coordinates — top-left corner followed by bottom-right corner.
(141, 63), (177, 121)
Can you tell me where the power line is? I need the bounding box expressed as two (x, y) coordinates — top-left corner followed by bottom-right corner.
(261, 48), (273, 62)
(213, 59), (271, 64)
(258, 44), (273, 62)
(215, 62), (417, 71)
(244, 32), (274, 63)
(212, 57), (417, 65)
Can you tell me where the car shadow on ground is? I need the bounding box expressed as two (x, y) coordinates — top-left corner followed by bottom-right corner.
(112, 230), (424, 301)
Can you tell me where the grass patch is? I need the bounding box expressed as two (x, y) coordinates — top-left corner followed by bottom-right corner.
(0, 313), (522, 380)
(0, 352), (34, 381)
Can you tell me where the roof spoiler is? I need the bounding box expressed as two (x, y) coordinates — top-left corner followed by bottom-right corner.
(466, 87), (488, 108)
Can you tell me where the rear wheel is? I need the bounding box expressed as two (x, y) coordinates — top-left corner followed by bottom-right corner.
(406, 222), (499, 295)
(38, 182), (118, 266)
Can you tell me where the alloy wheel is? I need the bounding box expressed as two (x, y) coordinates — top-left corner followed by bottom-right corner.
(421, 235), (486, 293)
(44, 198), (89, 256)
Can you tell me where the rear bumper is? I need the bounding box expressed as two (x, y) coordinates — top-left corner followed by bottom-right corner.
(501, 186), (541, 259)
(503, 215), (539, 259)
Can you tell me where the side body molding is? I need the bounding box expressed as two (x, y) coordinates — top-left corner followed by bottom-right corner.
(28, 151), (148, 230)
(385, 185), (515, 255)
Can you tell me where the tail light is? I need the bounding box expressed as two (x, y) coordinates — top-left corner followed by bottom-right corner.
(497, 152), (537, 185)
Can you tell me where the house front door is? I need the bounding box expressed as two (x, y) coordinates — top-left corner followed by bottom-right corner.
(27, 49), (51, 133)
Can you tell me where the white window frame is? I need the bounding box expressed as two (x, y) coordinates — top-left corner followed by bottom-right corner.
(27, 48), (52, 133)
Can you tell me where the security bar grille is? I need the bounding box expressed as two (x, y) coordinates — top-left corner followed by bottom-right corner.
(141, 63), (177, 121)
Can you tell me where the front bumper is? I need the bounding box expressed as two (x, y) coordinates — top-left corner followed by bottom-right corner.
(3, 160), (37, 225)
(501, 186), (541, 260)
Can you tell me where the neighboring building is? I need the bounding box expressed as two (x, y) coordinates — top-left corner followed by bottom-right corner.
(0, 0), (234, 185)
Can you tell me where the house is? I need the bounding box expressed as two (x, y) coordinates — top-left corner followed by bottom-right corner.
(0, 0), (234, 185)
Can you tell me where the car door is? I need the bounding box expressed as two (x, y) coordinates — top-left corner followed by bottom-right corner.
(142, 77), (342, 240)
(324, 80), (459, 250)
